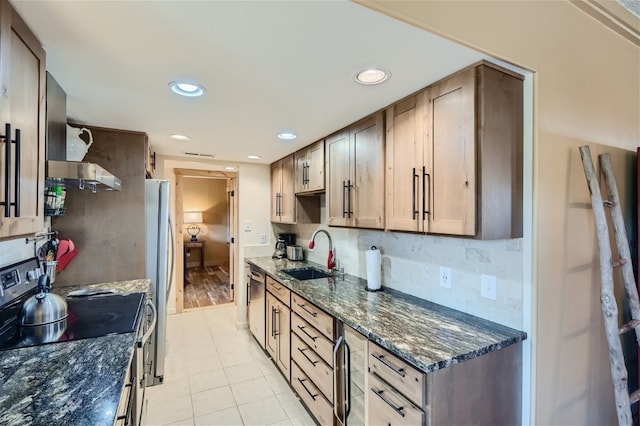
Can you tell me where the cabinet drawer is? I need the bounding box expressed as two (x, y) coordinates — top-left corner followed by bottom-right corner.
(291, 332), (333, 402)
(267, 276), (290, 307)
(292, 361), (334, 426)
(369, 372), (425, 426)
(368, 341), (425, 406)
(292, 313), (334, 367)
(291, 293), (334, 340)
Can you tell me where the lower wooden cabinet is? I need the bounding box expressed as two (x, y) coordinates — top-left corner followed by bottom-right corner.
(369, 372), (425, 426)
(266, 289), (291, 381)
(291, 332), (333, 401)
(291, 361), (334, 426)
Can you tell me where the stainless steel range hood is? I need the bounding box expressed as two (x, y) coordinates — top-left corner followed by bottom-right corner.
(46, 160), (122, 191)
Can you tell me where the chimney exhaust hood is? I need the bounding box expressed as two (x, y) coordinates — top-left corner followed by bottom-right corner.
(46, 160), (122, 191)
(46, 72), (122, 191)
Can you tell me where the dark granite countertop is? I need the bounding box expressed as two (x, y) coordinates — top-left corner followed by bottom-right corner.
(247, 257), (526, 373)
(0, 280), (149, 426)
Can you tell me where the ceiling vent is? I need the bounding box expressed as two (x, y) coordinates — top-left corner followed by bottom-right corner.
(182, 152), (215, 159)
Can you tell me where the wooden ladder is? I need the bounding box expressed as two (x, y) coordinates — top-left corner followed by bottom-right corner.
(580, 145), (640, 426)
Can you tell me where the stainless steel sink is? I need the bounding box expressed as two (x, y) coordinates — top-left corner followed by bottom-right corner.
(282, 267), (332, 280)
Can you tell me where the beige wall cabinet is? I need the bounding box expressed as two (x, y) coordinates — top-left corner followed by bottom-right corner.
(386, 61), (523, 239)
(326, 112), (385, 229)
(294, 139), (325, 194)
(266, 277), (291, 381)
(0, 1), (46, 239)
(270, 155), (295, 223)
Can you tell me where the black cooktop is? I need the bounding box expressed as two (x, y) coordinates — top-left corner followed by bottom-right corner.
(0, 292), (145, 352)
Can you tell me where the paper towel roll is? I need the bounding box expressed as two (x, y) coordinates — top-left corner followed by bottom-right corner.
(366, 246), (382, 291)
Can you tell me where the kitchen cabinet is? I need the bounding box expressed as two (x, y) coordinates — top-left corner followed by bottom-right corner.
(326, 112), (384, 229)
(385, 61), (523, 238)
(266, 277), (291, 380)
(0, 1), (46, 238)
(367, 339), (522, 425)
(290, 293), (336, 424)
(294, 139), (324, 194)
(270, 155), (295, 223)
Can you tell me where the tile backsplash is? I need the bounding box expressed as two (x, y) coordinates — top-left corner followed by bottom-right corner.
(274, 198), (524, 329)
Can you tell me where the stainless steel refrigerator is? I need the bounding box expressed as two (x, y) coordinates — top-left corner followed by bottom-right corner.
(145, 179), (174, 386)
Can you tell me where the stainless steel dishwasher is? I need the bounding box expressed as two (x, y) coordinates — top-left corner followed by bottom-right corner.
(247, 264), (266, 349)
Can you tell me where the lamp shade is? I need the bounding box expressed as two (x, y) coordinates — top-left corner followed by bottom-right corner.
(184, 211), (203, 224)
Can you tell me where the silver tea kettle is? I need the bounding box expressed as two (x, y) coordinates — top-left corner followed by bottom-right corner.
(19, 274), (68, 344)
(272, 238), (287, 259)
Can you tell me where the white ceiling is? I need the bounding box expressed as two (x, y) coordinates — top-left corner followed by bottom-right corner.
(10, 0), (489, 165)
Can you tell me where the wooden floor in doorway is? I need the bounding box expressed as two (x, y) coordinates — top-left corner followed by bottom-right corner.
(184, 264), (232, 309)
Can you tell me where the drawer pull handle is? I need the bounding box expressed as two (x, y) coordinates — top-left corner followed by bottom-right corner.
(372, 353), (406, 377)
(296, 303), (318, 318)
(371, 387), (405, 418)
(298, 347), (318, 366)
(297, 377), (318, 401)
(272, 285), (283, 291)
(296, 325), (317, 342)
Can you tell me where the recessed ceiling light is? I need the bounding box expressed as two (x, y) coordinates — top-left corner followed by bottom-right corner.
(169, 81), (205, 97)
(247, 155), (261, 160)
(224, 166), (236, 171)
(277, 131), (297, 140)
(354, 68), (390, 85)
(170, 134), (191, 141)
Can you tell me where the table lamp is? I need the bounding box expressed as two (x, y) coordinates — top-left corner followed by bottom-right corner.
(184, 211), (203, 241)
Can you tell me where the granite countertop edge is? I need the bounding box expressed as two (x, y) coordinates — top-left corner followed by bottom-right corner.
(247, 257), (526, 373)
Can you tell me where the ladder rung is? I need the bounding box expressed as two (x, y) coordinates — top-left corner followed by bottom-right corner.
(613, 258), (628, 267)
(619, 319), (640, 334)
(630, 389), (640, 405)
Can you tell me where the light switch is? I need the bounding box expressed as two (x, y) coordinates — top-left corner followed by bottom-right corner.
(259, 233), (266, 244)
(244, 220), (252, 232)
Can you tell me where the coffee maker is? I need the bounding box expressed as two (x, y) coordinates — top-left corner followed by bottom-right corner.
(272, 233), (296, 259)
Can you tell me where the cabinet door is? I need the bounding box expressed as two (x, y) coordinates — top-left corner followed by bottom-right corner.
(270, 162), (282, 222)
(306, 140), (325, 193)
(266, 291), (278, 360)
(0, 4), (46, 238)
(351, 112), (384, 229)
(276, 302), (291, 381)
(294, 149), (307, 194)
(385, 94), (425, 232)
(279, 155), (295, 223)
(426, 68), (475, 236)
(326, 130), (351, 227)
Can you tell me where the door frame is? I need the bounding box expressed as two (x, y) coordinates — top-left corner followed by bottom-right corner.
(174, 168), (238, 313)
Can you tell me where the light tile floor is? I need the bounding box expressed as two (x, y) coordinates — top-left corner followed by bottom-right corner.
(144, 305), (316, 426)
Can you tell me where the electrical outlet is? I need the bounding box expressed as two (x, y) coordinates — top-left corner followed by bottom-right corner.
(440, 267), (451, 288)
(481, 274), (497, 300)
(244, 220), (252, 232)
(259, 233), (266, 244)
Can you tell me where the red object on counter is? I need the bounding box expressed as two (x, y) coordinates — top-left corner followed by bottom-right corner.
(57, 248), (78, 272)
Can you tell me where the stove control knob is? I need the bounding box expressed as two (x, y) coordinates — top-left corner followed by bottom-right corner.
(27, 269), (41, 281)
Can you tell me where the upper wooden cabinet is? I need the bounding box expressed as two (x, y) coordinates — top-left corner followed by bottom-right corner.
(326, 112), (384, 229)
(0, 1), (46, 239)
(294, 139), (324, 194)
(386, 62), (523, 239)
(270, 154), (295, 223)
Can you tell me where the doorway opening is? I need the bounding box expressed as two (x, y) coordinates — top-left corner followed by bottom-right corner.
(174, 168), (238, 312)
